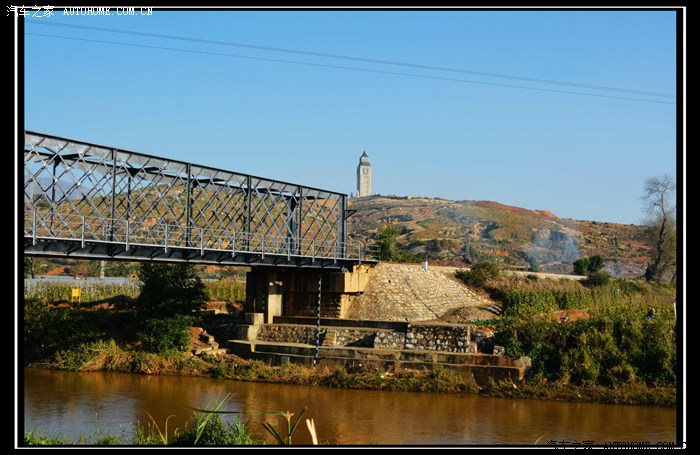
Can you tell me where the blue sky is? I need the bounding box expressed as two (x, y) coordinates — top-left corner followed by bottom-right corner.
(22, 9), (679, 225)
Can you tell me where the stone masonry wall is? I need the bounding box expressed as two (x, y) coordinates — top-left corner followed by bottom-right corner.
(373, 331), (406, 349)
(345, 263), (490, 321)
(256, 325), (374, 347)
(405, 324), (474, 353)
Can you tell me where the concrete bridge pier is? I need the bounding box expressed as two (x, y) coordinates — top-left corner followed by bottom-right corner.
(245, 269), (284, 324)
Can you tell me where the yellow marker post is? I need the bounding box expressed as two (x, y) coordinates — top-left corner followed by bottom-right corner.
(71, 287), (81, 305)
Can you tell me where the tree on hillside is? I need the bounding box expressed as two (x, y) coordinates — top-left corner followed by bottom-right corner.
(24, 257), (46, 278)
(376, 224), (420, 262)
(642, 175), (676, 282)
(455, 260), (501, 288)
(572, 255), (605, 276)
(377, 225), (400, 261)
(137, 263), (207, 318)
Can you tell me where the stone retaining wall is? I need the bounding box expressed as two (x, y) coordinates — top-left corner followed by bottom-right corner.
(373, 331), (406, 349)
(405, 324), (474, 353)
(256, 325), (375, 347)
(345, 263), (491, 321)
(258, 322), (495, 353)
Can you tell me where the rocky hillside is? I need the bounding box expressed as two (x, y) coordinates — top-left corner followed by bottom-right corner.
(347, 195), (651, 278)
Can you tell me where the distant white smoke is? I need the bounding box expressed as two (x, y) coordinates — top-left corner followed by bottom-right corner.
(523, 228), (580, 271)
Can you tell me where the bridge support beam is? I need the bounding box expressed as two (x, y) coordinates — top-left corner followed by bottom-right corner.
(245, 269), (284, 324)
(243, 264), (373, 325)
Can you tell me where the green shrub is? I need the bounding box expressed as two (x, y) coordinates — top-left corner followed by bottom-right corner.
(137, 263), (207, 319)
(583, 272), (612, 287)
(375, 225), (420, 263)
(455, 260), (501, 288)
(173, 415), (254, 446)
(23, 298), (101, 364)
(493, 312), (676, 387)
(137, 315), (193, 354)
(573, 255), (605, 275)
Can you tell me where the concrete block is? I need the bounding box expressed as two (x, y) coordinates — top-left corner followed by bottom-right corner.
(235, 324), (261, 341)
(245, 313), (265, 325)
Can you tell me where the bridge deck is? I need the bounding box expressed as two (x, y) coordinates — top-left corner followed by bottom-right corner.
(24, 210), (376, 269)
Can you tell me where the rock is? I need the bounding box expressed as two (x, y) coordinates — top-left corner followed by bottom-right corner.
(514, 356), (532, 369)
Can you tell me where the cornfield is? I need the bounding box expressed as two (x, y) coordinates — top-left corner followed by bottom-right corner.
(24, 281), (140, 304)
(204, 280), (246, 303)
(24, 279), (246, 305)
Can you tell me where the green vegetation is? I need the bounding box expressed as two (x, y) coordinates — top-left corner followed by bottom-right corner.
(24, 281), (140, 305)
(24, 257), (47, 278)
(262, 407), (308, 445)
(171, 395), (256, 446)
(454, 269), (676, 395)
(137, 263), (207, 318)
(455, 260), (501, 287)
(376, 225), (420, 262)
(205, 279), (245, 302)
(137, 315), (193, 353)
(483, 275), (674, 319)
(24, 279), (241, 307)
(135, 263), (207, 354)
(23, 297), (125, 364)
(572, 255), (605, 275)
(482, 275), (676, 391)
(172, 414), (254, 446)
(495, 315), (675, 387)
(582, 271), (612, 287)
(24, 429), (123, 446)
(24, 396), (257, 446)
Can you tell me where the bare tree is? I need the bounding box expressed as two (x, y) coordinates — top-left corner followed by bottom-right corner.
(642, 175), (676, 282)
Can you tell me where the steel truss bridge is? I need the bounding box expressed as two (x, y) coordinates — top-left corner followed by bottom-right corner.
(23, 131), (377, 269)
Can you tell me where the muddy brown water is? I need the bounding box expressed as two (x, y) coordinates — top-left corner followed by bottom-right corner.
(23, 368), (676, 446)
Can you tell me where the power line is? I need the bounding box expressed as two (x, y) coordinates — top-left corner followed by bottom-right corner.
(26, 19), (675, 100)
(25, 32), (675, 105)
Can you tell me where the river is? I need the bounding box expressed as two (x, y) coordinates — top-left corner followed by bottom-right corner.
(23, 368), (676, 446)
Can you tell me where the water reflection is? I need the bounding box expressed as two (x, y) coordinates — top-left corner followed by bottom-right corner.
(23, 369), (675, 445)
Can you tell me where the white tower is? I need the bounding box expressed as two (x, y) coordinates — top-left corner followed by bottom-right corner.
(356, 151), (372, 197)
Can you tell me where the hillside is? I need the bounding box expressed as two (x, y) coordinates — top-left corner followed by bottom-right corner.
(347, 195), (650, 277)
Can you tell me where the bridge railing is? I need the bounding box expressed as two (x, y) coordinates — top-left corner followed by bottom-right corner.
(25, 210), (380, 263)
